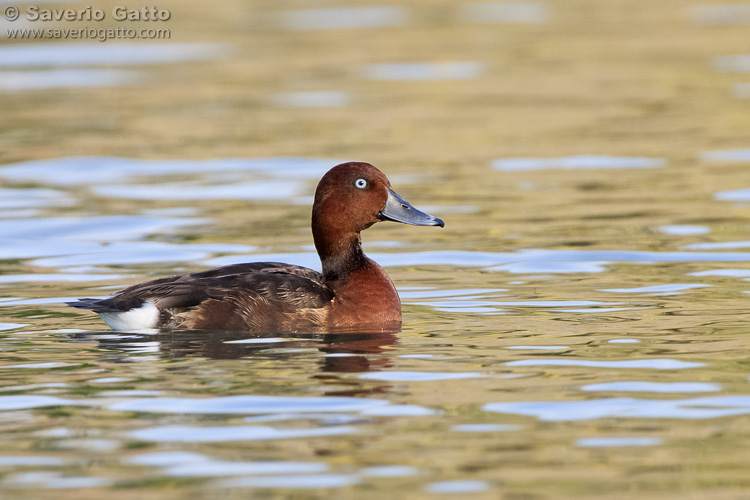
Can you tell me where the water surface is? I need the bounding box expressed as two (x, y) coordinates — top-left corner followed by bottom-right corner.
(2, 1), (750, 498)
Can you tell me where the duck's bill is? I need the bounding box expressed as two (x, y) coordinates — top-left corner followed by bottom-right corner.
(378, 188), (445, 227)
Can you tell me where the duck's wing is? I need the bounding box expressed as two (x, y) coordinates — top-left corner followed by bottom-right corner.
(67, 263), (334, 331)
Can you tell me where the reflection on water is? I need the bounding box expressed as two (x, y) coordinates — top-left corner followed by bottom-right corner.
(701, 148), (750, 162)
(657, 225), (710, 236)
(575, 437), (661, 447)
(0, 187), (71, 210)
(272, 91), (352, 108)
(599, 284), (710, 294)
(129, 424), (357, 442)
(714, 187), (750, 202)
(281, 6), (407, 30)
(713, 55), (750, 72)
(363, 62), (483, 81)
(505, 359), (704, 369)
(485, 396), (750, 421)
(0, 215), (207, 240)
(493, 155), (665, 171)
(95, 179), (304, 201)
(425, 480), (490, 494)
(0, 156), (337, 185)
(581, 381), (720, 393)
(0, 69), (139, 91)
(0, 43), (228, 67)
(690, 268), (750, 277)
(735, 82), (750, 98)
(462, 1), (549, 24)
(689, 4), (750, 25)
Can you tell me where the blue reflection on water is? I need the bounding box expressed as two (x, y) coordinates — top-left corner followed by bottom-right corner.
(576, 437), (661, 447)
(493, 155), (665, 171)
(599, 284), (710, 294)
(581, 381), (720, 393)
(0, 215), (207, 241)
(713, 56), (750, 73)
(506, 359), (703, 369)
(689, 4), (750, 25)
(657, 225), (710, 235)
(702, 149), (750, 162)
(462, 1), (549, 23)
(95, 180), (304, 201)
(360, 466), (419, 477)
(363, 62), (483, 81)
(108, 395), (389, 414)
(0, 157), (337, 186)
(163, 460), (329, 477)
(0, 43), (227, 67)
(425, 480), (490, 493)
(0, 69), (139, 91)
(0, 187), (71, 209)
(451, 424), (520, 432)
(359, 371), (482, 381)
(272, 91), (352, 108)
(282, 6), (407, 30)
(218, 474), (360, 489)
(690, 269), (750, 277)
(129, 424), (356, 442)
(484, 396), (750, 421)
(715, 188), (750, 202)
(0, 456), (65, 466)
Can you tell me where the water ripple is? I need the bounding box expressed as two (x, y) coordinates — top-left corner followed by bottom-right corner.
(164, 460), (329, 477)
(218, 474), (360, 489)
(130, 424), (356, 442)
(282, 7), (407, 30)
(462, 1), (549, 23)
(493, 155), (665, 171)
(425, 480), (490, 493)
(0, 156), (336, 186)
(109, 395), (389, 414)
(359, 371), (482, 382)
(581, 382), (720, 393)
(363, 62), (483, 81)
(599, 284), (710, 294)
(0, 43), (227, 67)
(505, 359), (704, 369)
(484, 396), (750, 421)
(576, 437), (662, 447)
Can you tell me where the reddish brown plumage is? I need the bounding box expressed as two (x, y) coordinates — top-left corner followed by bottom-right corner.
(67, 162), (443, 332)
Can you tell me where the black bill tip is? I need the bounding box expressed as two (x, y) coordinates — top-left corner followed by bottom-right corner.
(378, 188), (445, 228)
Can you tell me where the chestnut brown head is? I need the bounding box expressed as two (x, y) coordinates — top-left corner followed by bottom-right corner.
(312, 162), (444, 238)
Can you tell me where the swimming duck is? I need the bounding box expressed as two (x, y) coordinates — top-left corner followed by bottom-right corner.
(67, 162), (444, 332)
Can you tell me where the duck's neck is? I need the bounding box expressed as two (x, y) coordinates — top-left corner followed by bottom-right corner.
(313, 222), (401, 326)
(314, 229), (371, 283)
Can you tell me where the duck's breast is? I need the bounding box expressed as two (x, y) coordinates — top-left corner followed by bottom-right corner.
(327, 261), (402, 327)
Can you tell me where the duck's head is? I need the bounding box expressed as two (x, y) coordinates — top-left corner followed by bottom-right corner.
(312, 162), (444, 239)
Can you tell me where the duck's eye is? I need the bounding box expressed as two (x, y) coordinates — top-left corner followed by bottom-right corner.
(355, 178), (368, 189)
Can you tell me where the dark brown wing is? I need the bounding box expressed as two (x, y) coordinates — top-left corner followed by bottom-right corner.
(67, 263), (334, 330)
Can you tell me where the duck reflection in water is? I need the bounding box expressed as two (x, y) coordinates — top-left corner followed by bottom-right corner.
(73, 328), (399, 380)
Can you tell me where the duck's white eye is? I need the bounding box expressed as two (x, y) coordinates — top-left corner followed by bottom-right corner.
(355, 178), (367, 189)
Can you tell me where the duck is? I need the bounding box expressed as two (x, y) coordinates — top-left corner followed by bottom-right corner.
(67, 162), (444, 332)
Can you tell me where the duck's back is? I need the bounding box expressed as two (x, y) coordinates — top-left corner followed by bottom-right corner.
(67, 263), (334, 331)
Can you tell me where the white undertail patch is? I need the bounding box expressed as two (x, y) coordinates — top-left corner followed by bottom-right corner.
(99, 301), (159, 332)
